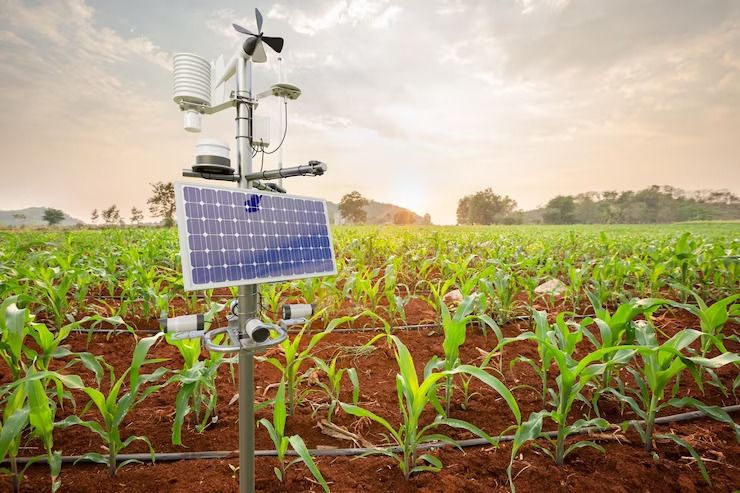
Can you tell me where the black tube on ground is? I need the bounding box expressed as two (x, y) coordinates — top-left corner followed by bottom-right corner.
(5, 405), (738, 466)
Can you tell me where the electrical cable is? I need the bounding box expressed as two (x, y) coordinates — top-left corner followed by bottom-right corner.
(7, 405), (738, 465)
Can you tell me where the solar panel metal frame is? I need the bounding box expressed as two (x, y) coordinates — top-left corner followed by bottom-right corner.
(175, 182), (337, 291)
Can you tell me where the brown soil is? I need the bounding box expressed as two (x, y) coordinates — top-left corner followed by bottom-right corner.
(1, 303), (738, 492)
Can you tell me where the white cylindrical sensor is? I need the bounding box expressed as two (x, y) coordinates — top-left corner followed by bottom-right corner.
(192, 139), (232, 174)
(281, 303), (315, 320)
(160, 314), (204, 333)
(183, 109), (202, 133)
(245, 319), (271, 343)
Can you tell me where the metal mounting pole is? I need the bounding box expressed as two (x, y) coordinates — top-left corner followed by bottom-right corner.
(277, 56), (284, 189)
(235, 53), (258, 493)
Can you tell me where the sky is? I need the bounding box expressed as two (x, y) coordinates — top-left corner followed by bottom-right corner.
(0, 0), (739, 225)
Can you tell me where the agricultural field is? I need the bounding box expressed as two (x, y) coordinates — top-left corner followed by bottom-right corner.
(0, 223), (738, 492)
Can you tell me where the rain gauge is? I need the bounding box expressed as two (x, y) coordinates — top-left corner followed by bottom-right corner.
(162, 9), (336, 493)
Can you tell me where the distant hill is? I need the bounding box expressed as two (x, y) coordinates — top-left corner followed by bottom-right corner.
(326, 200), (430, 225)
(0, 207), (83, 228)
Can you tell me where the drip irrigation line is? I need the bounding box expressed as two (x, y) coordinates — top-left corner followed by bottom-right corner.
(7, 405), (739, 465)
(69, 322), (446, 337)
(67, 314), (589, 337)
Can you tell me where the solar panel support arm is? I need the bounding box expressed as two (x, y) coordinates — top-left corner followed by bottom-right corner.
(242, 160), (327, 181)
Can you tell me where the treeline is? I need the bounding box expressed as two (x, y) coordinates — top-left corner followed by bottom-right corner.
(538, 186), (739, 224)
(456, 185), (740, 225)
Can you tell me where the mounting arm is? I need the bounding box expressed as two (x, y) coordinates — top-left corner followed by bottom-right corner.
(242, 160), (327, 182)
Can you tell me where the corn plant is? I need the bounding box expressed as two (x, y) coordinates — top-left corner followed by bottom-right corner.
(510, 310), (554, 405)
(607, 322), (738, 467)
(311, 354), (359, 422)
(166, 303), (230, 445)
(262, 315), (355, 415)
(516, 312), (639, 466)
(479, 269), (519, 324)
(667, 289), (739, 356)
(341, 335), (520, 480)
(382, 260), (408, 323)
(0, 297), (29, 381)
(580, 297), (667, 413)
(259, 380), (330, 491)
(167, 335), (231, 445)
(0, 367), (85, 493)
(434, 294), (478, 415)
(57, 334), (168, 476)
(31, 267), (77, 329)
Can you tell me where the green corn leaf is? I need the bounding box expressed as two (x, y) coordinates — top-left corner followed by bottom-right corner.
(74, 452), (108, 466)
(436, 417), (497, 446)
(289, 435), (330, 493)
(274, 380), (287, 436)
(456, 365), (521, 423)
(340, 403), (399, 441)
(564, 440), (605, 459)
(0, 407), (29, 459)
(656, 433), (711, 485)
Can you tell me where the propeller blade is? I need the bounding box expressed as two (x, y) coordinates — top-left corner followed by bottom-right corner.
(255, 8), (263, 32)
(251, 40), (267, 63)
(262, 36), (284, 53)
(243, 36), (259, 56)
(233, 23), (255, 36)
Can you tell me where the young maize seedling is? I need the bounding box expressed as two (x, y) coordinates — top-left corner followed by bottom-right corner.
(311, 354), (360, 422)
(667, 288), (739, 356)
(513, 312), (639, 470)
(263, 315), (356, 416)
(258, 380), (330, 492)
(166, 302), (231, 445)
(341, 335), (520, 480)
(605, 322), (738, 486)
(0, 367), (85, 493)
(57, 334), (168, 476)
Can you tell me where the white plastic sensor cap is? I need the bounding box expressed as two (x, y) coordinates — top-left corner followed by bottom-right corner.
(195, 139), (230, 158)
(184, 109), (202, 133)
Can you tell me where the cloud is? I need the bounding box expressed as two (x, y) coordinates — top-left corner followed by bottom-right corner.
(0, 0), (180, 220)
(268, 0), (401, 35)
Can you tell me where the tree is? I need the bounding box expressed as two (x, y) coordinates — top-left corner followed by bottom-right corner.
(43, 208), (65, 226)
(101, 205), (121, 226)
(543, 196), (576, 224)
(393, 209), (416, 225)
(338, 191), (369, 223)
(147, 182), (176, 227)
(456, 188), (518, 225)
(130, 207), (144, 225)
(90, 209), (99, 224)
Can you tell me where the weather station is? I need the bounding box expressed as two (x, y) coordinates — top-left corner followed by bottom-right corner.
(162, 9), (336, 493)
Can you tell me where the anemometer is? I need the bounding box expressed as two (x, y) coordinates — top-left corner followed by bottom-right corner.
(163, 9), (337, 493)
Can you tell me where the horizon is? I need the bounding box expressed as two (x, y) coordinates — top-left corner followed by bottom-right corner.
(1, 0), (740, 225)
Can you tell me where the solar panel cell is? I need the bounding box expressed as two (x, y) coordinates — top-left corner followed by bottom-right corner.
(176, 182), (337, 290)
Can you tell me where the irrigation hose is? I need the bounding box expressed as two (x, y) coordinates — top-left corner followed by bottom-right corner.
(7, 404), (739, 465)
(67, 312), (595, 336)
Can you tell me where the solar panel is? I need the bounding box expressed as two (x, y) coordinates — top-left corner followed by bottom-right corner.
(175, 182), (337, 290)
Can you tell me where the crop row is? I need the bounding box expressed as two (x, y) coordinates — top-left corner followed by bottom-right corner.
(1, 225), (738, 329)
